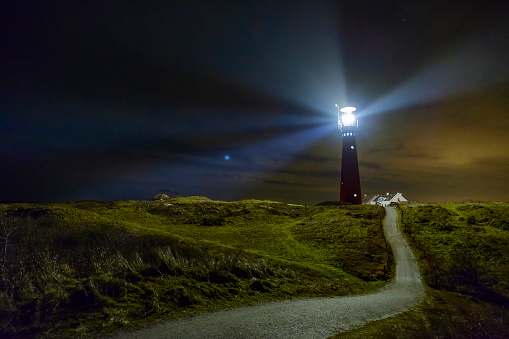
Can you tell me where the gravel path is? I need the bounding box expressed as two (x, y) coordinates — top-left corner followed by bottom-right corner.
(114, 207), (424, 339)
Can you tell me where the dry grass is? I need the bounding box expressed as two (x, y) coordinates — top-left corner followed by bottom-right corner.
(0, 199), (390, 338)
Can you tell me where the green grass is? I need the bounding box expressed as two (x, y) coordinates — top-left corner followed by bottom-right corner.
(332, 288), (509, 339)
(335, 202), (509, 338)
(400, 203), (509, 302)
(0, 197), (390, 338)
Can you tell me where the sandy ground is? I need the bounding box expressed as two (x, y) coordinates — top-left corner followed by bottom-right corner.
(112, 207), (424, 339)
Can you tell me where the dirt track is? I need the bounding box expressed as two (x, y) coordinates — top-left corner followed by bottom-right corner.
(113, 207), (424, 339)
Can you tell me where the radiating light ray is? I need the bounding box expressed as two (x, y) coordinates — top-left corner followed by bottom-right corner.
(185, 2), (349, 119)
(239, 123), (336, 164)
(228, 123), (337, 197)
(74, 121), (337, 202)
(363, 32), (509, 117)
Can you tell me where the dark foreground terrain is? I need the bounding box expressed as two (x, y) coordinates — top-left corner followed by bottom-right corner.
(3, 199), (507, 338)
(0, 197), (390, 338)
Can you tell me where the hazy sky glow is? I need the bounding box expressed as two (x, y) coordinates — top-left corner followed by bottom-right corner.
(2, 1), (508, 204)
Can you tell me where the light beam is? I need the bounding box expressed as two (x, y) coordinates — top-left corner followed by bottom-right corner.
(362, 32), (509, 117)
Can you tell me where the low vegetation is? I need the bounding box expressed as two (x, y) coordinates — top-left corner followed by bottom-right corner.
(333, 289), (509, 339)
(401, 203), (509, 304)
(0, 197), (389, 338)
(335, 202), (509, 338)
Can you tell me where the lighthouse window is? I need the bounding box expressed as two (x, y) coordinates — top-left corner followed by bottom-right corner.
(350, 146), (354, 149)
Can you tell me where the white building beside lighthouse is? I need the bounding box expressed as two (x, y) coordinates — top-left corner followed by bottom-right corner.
(364, 192), (408, 206)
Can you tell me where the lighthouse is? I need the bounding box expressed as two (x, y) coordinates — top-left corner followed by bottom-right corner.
(337, 105), (362, 204)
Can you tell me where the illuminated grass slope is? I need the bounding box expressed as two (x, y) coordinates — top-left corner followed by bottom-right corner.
(0, 197), (390, 338)
(334, 203), (509, 338)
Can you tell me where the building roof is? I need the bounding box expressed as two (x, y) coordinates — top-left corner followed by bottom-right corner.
(362, 194), (379, 203)
(365, 192), (408, 203)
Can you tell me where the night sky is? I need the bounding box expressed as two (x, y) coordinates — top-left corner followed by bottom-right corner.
(2, 1), (509, 204)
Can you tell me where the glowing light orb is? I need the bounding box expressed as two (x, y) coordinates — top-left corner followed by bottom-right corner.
(341, 113), (356, 126)
(337, 106), (358, 129)
(340, 106), (356, 114)
(224, 155), (230, 160)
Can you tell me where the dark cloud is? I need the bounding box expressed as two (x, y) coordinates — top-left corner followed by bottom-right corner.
(1, 1), (508, 204)
(259, 179), (310, 187)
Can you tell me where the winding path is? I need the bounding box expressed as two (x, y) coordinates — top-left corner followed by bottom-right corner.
(114, 207), (424, 338)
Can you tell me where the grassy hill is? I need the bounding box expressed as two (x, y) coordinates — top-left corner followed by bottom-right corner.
(0, 197), (390, 338)
(334, 202), (509, 338)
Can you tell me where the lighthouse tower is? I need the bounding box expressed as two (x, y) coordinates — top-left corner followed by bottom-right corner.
(337, 105), (362, 204)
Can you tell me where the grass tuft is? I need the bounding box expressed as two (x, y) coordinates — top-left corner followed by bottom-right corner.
(0, 199), (391, 338)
